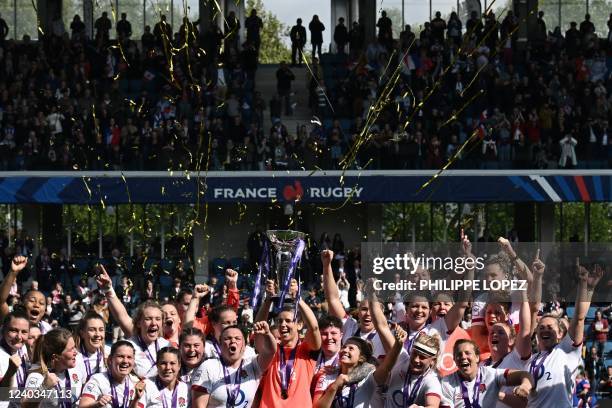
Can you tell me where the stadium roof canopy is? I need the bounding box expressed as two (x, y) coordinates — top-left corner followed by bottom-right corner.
(0, 170), (610, 204)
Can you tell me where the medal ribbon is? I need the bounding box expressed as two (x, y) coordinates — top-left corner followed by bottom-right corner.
(315, 352), (339, 372)
(210, 338), (222, 357)
(402, 370), (426, 406)
(221, 359), (243, 406)
(278, 343), (299, 398)
(137, 336), (158, 368)
(334, 383), (357, 408)
(156, 378), (179, 408)
(404, 328), (425, 353)
(57, 370), (72, 408)
(353, 327), (376, 341)
(110, 376), (131, 408)
(81, 344), (102, 380)
(529, 351), (550, 389)
(460, 368), (482, 408)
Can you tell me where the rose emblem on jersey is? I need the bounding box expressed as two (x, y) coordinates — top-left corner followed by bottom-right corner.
(479, 383), (486, 392)
(178, 397), (186, 407)
(240, 369), (248, 379)
(72, 373), (79, 383)
(130, 389), (134, 397)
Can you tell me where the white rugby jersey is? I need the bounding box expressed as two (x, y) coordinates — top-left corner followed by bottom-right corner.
(440, 366), (509, 408)
(342, 316), (385, 359)
(156, 380), (190, 408)
(479, 348), (528, 408)
(80, 372), (162, 408)
(0, 344), (29, 408)
(191, 355), (262, 408)
(126, 336), (170, 379)
(525, 335), (582, 408)
(314, 370), (380, 408)
(25, 366), (83, 408)
(383, 348), (442, 408)
(179, 366), (196, 384)
(39, 320), (53, 334)
(75, 345), (111, 382)
(203, 340), (256, 360)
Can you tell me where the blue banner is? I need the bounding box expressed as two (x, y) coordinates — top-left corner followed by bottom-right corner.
(0, 172), (610, 204)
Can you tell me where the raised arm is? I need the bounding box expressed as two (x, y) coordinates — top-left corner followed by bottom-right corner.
(253, 280), (275, 323)
(366, 279), (394, 353)
(183, 284), (209, 329)
(515, 278), (532, 359)
(97, 265), (134, 337)
(373, 326), (406, 385)
(570, 258), (603, 345)
(254, 321), (277, 370)
(299, 298), (322, 350)
(445, 230), (473, 332)
(498, 237), (533, 285)
(321, 250), (345, 319)
(224, 269), (240, 310)
(0, 256), (28, 319)
(528, 248), (544, 336)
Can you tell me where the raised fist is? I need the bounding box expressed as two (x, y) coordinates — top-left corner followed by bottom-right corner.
(11, 256), (27, 273)
(253, 321), (270, 335)
(265, 279), (277, 297)
(321, 250), (334, 265)
(225, 269), (238, 289)
(194, 284), (209, 299)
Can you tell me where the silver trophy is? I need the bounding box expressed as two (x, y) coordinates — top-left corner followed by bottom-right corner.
(265, 230), (306, 305)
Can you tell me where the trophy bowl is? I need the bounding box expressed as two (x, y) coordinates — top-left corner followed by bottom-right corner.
(265, 230), (306, 305)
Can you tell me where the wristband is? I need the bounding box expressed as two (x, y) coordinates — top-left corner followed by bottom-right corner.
(103, 287), (116, 298)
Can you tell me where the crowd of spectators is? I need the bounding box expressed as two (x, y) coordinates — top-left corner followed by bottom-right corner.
(315, 10), (612, 170)
(0, 9), (611, 172)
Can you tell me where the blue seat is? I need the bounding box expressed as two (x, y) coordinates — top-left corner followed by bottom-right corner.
(586, 307), (597, 320)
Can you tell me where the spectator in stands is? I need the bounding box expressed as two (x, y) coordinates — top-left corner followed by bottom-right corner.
(224, 10), (240, 53)
(600, 366), (612, 396)
(447, 11), (462, 45)
(591, 309), (609, 358)
(349, 20), (364, 56)
(116, 13), (132, 40)
(245, 9), (263, 51)
(309, 15), (325, 59)
(334, 17), (348, 54)
(94, 11), (111, 43)
(141, 25), (155, 52)
(290, 18), (307, 66)
(430, 11), (446, 44)
(466, 10), (483, 40)
(580, 14), (595, 38)
(70, 15), (86, 41)
(559, 131), (578, 168)
(0, 13), (8, 42)
(276, 62), (295, 116)
(585, 345), (606, 391)
(377, 9), (393, 48)
(153, 15), (172, 47)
